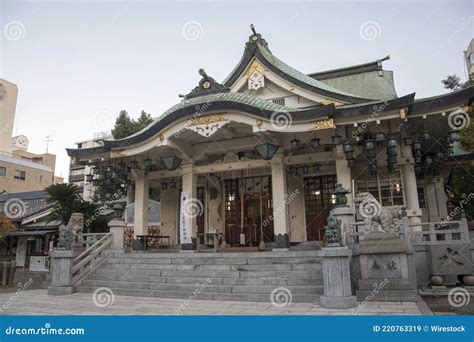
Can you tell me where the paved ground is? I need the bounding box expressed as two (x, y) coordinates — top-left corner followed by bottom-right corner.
(423, 296), (474, 316)
(0, 290), (425, 315)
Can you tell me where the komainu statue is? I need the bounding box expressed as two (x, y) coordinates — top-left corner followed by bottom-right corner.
(57, 213), (84, 250)
(354, 192), (402, 234)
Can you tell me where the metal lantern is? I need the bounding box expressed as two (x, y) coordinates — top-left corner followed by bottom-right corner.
(412, 141), (422, 151)
(161, 156), (182, 171)
(290, 137), (300, 151)
(375, 132), (385, 144)
(448, 145), (454, 156)
(448, 130), (460, 143)
(387, 155), (397, 164)
(130, 159), (139, 170)
(404, 137), (413, 146)
(310, 137), (321, 150)
(255, 142), (279, 161)
(436, 151), (445, 161)
(347, 159), (354, 167)
(144, 158), (152, 169)
(161, 181), (168, 190)
(331, 135), (342, 146)
(343, 143), (353, 153)
(387, 136), (398, 148)
(422, 131), (432, 141)
(363, 139), (375, 151)
(424, 156), (433, 166)
(112, 203), (124, 219)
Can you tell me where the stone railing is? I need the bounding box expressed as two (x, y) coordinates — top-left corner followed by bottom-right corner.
(409, 220), (468, 246)
(72, 232), (113, 285)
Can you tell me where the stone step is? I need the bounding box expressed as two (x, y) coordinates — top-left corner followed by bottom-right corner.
(95, 268), (322, 279)
(75, 285), (317, 303)
(111, 250), (321, 259)
(101, 262), (321, 272)
(87, 273), (323, 286)
(81, 279), (322, 294)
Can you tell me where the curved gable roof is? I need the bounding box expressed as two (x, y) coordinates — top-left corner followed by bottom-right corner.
(223, 33), (373, 104)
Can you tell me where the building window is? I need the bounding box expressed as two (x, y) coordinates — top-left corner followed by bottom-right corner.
(14, 169), (26, 180)
(38, 175), (43, 184)
(356, 171), (404, 206)
(272, 98), (286, 106)
(0, 166), (6, 177)
(417, 186), (426, 209)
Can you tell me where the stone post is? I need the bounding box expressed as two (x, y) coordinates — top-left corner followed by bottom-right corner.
(319, 247), (356, 308)
(400, 145), (422, 231)
(47, 250), (75, 295)
(109, 219), (126, 249)
(180, 164), (197, 251)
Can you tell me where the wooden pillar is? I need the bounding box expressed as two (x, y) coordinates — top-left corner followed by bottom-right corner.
(133, 170), (149, 237)
(271, 154), (290, 249)
(400, 145), (422, 231)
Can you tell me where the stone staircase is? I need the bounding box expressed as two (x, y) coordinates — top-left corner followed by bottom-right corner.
(76, 250), (323, 303)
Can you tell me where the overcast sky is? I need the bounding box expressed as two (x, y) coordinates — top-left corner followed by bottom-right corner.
(1, 0), (472, 180)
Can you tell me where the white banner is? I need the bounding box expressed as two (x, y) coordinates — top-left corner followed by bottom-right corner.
(179, 191), (192, 244)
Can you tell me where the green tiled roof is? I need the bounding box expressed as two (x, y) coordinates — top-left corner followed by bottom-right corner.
(256, 43), (363, 99)
(123, 92), (304, 140)
(319, 70), (397, 100)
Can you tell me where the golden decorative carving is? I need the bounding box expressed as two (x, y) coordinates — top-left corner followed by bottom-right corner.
(244, 59), (267, 77)
(311, 118), (334, 131)
(159, 134), (164, 141)
(463, 105), (472, 113)
(256, 119), (263, 127)
(189, 113), (226, 126)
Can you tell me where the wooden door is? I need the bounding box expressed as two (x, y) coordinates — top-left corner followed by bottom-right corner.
(304, 175), (336, 241)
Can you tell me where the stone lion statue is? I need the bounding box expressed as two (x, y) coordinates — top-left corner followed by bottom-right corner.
(353, 192), (402, 234)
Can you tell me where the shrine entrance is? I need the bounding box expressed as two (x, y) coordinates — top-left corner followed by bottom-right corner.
(224, 176), (274, 248)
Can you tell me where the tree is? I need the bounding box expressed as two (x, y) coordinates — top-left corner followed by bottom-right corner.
(111, 110), (154, 139)
(0, 215), (15, 239)
(441, 74), (474, 152)
(45, 183), (109, 232)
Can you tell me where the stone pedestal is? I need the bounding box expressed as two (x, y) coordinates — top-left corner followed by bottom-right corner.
(354, 233), (418, 301)
(319, 247), (356, 308)
(331, 206), (355, 246)
(108, 219), (126, 249)
(47, 250), (75, 296)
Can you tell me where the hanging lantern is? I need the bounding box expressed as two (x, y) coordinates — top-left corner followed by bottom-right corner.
(310, 137), (320, 150)
(130, 159), (139, 170)
(161, 156), (182, 171)
(331, 135), (342, 146)
(424, 156), (433, 166)
(343, 143), (353, 153)
(436, 151), (445, 161)
(448, 145), (454, 156)
(448, 130), (460, 143)
(375, 132), (385, 145)
(363, 139), (375, 151)
(290, 136), (300, 151)
(422, 131), (432, 141)
(403, 137), (413, 146)
(347, 158), (354, 168)
(161, 181), (168, 190)
(144, 158), (152, 169)
(387, 136), (398, 148)
(412, 141), (422, 151)
(255, 142), (279, 161)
